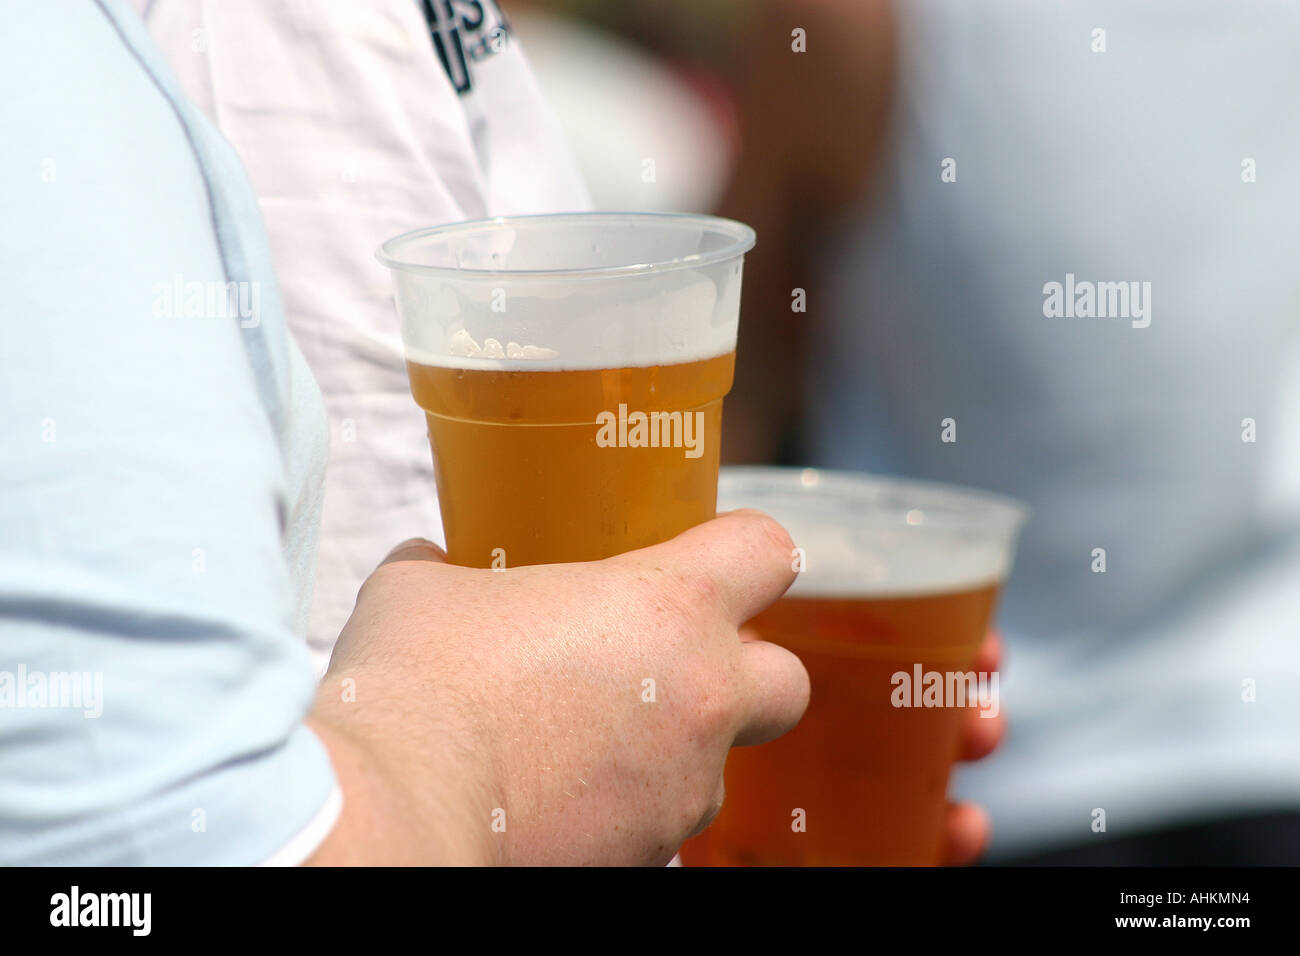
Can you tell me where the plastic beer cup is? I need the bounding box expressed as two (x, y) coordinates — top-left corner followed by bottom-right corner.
(377, 213), (755, 568)
(682, 466), (1027, 866)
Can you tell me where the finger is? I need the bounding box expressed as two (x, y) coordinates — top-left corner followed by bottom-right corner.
(733, 638), (810, 747)
(683, 777), (728, 840)
(621, 509), (799, 626)
(958, 709), (1005, 762)
(974, 629), (1002, 675)
(379, 537), (448, 567)
(939, 802), (991, 866)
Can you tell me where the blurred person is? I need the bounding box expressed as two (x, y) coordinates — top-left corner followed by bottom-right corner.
(506, 3), (736, 213)
(724, 0), (1300, 863)
(132, 0), (588, 672)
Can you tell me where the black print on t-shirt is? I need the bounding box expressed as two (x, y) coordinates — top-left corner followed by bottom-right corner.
(421, 0), (512, 95)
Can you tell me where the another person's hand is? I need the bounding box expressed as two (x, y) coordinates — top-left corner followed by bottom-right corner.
(308, 510), (811, 865)
(940, 630), (1006, 865)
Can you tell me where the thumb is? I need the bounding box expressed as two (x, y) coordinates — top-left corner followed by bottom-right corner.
(379, 537), (449, 567)
(618, 509), (799, 626)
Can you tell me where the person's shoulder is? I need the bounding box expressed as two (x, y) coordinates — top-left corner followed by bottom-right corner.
(0, 0), (222, 273)
(0, 0), (198, 172)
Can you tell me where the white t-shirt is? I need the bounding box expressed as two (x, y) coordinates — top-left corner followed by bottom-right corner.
(136, 0), (591, 669)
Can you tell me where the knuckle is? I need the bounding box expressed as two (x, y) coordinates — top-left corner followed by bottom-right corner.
(691, 571), (720, 607)
(694, 686), (734, 739)
(639, 571), (702, 629)
(640, 565), (717, 631)
(353, 567), (386, 606)
(683, 778), (726, 839)
(690, 652), (745, 738)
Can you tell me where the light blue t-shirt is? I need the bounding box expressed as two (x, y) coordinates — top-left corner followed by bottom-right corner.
(0, 0), (337, 863)
(809, 0), (1300, 855)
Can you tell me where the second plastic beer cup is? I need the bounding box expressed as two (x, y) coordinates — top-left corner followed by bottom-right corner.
(680, 467), (1027, 866)
(377, 213), (755, 567)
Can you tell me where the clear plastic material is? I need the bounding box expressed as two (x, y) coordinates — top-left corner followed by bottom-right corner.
(683, 467), (1027, 867)
(377, 212), (755, 371)
(718, 466), (1028, 597)
(375, 213), (756, 568)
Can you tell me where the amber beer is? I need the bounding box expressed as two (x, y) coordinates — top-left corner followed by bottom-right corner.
(679, 467), (1026, 867)
(377, 213), (756, 568)
(685, 585), (999, 867)
(406, 352), (734, 567)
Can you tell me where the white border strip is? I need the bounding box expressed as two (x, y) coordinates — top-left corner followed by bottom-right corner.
(259, 785), (344, 867)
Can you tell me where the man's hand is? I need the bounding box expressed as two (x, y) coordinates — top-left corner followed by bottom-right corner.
(307, 510), (810, 866)
(940, 630), (1006, 865)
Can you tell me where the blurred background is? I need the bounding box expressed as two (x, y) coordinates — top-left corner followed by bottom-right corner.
(508, 0), (1300, 865)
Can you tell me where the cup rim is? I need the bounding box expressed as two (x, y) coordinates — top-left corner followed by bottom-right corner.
(719, 466), (1030, 534)
(375, 211), (757, 281)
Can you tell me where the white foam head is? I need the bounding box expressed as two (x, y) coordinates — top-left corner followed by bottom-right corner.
(379, 213), (753, 370)
(718, 467), (1028, 598)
